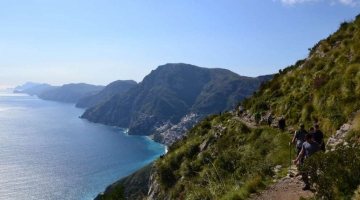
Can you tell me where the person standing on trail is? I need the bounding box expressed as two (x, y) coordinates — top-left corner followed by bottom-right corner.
(254, 111), (261, 125)
(313, 124), (325, 152)
(278, 116), (286, 132)
(290, 123), (308, 164)
(238, 104), (244, 117)
(267, 113), (273, 126)
(293, 133), (320, 190)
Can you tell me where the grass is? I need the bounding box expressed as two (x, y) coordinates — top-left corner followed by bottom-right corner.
(153, 113), (293, 199)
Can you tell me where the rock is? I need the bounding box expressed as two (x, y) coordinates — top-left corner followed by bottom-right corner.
(199, 139), (210, 151)
(340, 124), (351, 132)
(327, 123), (352, 151)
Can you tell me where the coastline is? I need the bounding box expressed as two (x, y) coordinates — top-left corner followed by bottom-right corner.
(145, 135), (168, 154)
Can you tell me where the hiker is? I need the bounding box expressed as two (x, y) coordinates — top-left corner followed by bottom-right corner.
(254, 111), (261, 125)
(293, 133), (320, 190)
(308, 127), (315, 134)
(267, 113), (273, 126)
(278, 116), (286, 132)
(289, 123), (308, 164)
(313, 124), (325, 152)
(238, 104), (244, 117)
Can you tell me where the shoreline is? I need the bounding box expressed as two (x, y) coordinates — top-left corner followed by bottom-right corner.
(145, 135), (168, 154)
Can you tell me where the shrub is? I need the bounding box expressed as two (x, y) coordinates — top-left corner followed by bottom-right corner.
(300, 142), (360, 200)
(335, 53), (349, 66)
(345, 64), (360, 79)
(157, 162), (177, 188)
(100, 185), (125, 200)
(252, 100), (268, 112)
(185, 143), (200, 159)
(313, 73), (328, 90)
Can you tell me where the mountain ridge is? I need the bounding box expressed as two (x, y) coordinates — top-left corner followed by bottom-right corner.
(81, 63), (273, 137)
(75, 80), (137, 108)
(37, 83), (105, 103)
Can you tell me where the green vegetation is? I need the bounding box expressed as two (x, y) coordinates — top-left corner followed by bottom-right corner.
(99, 185), (125, 200)
(243, 14), (360, 135)
(300, 142), (360, 200)
(154, 113), (292, 199)
(75, 80), (137, 108)
(151, 14), (360, 199)
(98, 14), (360, 200)
(82, 63), (272, 135)
(95, 164), (153, 200)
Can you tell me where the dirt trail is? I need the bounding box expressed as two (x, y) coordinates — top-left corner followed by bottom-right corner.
(232, 116), (257, 128)
(234, 115), (315, 200)
(250, 173), (315, 200)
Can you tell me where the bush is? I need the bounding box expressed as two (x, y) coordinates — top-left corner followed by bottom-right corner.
(101, 185), (125, 200)
(300, 142), (360, 200)
(185, 143), (200, 159)
(157, 162), (177, 188)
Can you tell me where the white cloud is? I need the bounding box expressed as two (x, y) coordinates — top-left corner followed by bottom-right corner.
(278, 0), (360, 6)
(339, 0), (360, 6)
(279, 0), (320, 5)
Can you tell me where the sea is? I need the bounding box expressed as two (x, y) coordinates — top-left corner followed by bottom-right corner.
(0, 90), (165, 200)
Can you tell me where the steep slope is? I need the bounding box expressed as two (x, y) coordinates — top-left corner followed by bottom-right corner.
(94, 164), (154, 200)
(96, 114), (293, 199)
(38, 83), (104, 103)
(81, 63), (272, 136)
(75, 80), (137, 108)
(243, 14), (360, 135)
(96, 15), (360, 200)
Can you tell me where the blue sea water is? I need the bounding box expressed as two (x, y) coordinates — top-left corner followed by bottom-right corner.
(0, 90), (165, 200)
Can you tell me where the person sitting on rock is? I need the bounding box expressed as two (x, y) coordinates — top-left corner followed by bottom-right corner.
(293, 133), (320, 190)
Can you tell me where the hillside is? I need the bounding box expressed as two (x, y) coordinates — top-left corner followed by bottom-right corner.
(81, 63), (272, 137)
(75, 80), (137, 108)
(96, 15), (360, 200)
(242, 14), (360, 135)
(14, 82), (42, 91)
(38, 83), (104, 103)
(13, 83), (54, 96)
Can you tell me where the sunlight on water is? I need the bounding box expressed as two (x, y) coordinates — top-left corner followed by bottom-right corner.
(0, 90), (165, 200)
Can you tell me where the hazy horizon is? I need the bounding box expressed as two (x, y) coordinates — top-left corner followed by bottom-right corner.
(1, 0), (360, 88)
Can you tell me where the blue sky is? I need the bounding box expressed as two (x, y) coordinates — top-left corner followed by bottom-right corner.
(0, 0), (359, 88)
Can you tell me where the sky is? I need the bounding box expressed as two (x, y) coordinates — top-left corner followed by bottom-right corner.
(0, 0), (359, 88)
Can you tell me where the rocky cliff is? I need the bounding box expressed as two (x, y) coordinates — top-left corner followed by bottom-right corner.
(81, 63), (272, 138)
(13, 83), (54, 96)
(38, 83), (104, 103)
(75, 80), (137, 108)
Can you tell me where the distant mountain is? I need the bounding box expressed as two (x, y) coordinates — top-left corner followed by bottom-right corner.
(14, 82), (42, 91)
(81, 63), (273, 136)
(75, 80), (137, 108)
(14, 83), (54, 96)
(38, 83), (105, 103)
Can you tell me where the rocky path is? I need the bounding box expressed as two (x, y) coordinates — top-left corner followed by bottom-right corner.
(233, 114), (315, 200)
(232, 116), (257, 128)
(250, 172), (315, 200)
